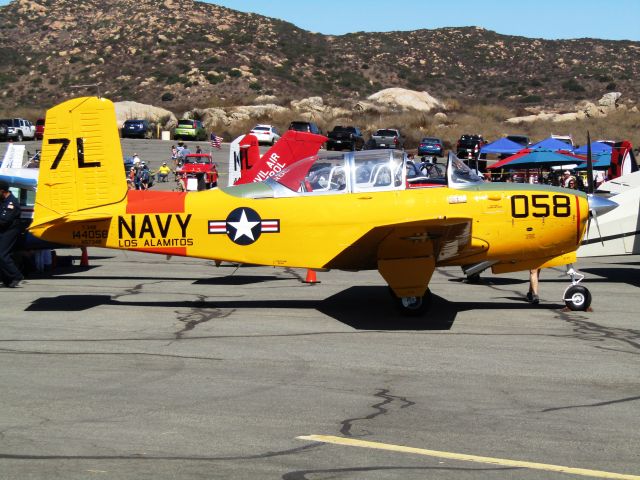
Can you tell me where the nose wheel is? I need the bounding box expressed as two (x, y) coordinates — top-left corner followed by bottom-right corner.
(563, 266), (592, 311)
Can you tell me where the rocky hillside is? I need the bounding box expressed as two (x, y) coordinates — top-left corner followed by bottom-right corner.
(0, 0), (639, 113)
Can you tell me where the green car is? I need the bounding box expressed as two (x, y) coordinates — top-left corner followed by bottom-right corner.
(174, 119), (207, 141)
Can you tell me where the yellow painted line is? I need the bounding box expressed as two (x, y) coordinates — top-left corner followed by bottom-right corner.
(297, 435), (640, 480)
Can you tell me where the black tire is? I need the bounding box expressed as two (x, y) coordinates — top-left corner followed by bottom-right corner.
(389, 287), (432, 316)
(564, 285), (592, 311)
(466, 273), (481, 284)
(16, 132), (23, 142)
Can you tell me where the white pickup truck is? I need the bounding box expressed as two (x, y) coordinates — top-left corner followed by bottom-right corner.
(0, 118), (36, 141)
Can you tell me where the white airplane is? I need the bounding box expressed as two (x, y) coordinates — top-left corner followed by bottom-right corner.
(578, 140), (639, 257)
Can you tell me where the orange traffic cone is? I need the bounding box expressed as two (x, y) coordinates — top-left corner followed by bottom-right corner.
(80, 247), (89, 266)
(303, 269), (320, 284)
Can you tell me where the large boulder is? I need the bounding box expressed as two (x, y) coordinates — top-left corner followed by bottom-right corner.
(367, 88), (444, 112)
(115, 101), (177, 128)
(188, 104), (287, 127)
(291, 96), (326, 113)
(598, 92), (621, 109)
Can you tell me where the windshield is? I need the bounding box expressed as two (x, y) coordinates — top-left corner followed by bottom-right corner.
(272, 150), (406, 195)
(447, 152), (484, 187)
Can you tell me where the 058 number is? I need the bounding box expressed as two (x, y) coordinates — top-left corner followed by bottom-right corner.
(511, 194), (571, 218)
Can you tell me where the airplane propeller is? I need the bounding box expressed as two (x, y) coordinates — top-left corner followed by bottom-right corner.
(584, 131), (617, 245)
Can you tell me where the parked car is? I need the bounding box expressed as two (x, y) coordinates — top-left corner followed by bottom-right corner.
(288, 121), (322, 135)
(505, 134), (530, 147)
(0, 118), (36, 141)
(417, 137), (444, 157)
(250, 124), (281, 145)
(370, 128), (404, 149)
(34, 118), (45, 140)
(174, 119), (207, 141)
(122, 119), (153, 139)
(551, 134), (575, 148)
(175, 153), (219, 191)
(326, 126), (365, 151)
(456, 134), (486, 158)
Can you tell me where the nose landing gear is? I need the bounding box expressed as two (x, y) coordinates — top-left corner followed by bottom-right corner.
(563, 266), (592, 311)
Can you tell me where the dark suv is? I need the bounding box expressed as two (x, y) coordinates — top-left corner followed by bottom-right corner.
(122, 119), (153, 139)
(326, 126), (364, 151)
(456, 134), (486, 159)
(288, 121), (322, 135)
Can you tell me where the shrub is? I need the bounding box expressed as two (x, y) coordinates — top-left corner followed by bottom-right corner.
(161, 92), (174, 102)
(562, 78), (585, 92)
(228, 69), (242, 78)
(519, 95), (543, 103)
(249, 82), (262, 91)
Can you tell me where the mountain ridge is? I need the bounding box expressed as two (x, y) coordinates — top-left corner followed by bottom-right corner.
(0, 0), (638, 113)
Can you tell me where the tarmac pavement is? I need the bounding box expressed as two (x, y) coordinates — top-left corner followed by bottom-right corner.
(1, 139), (639, 479)
(0, 248), (639, 479)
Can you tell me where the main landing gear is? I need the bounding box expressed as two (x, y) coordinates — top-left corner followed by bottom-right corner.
(564, 265), (592, 311)
(389, 287), (432, 316)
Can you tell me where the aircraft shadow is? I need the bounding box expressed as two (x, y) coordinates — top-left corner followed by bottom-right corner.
(580, 267), (640, 288)
(25, 286), (566, 331)
(194, 275), (291, 286)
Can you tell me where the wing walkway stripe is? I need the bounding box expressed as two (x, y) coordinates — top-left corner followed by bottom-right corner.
(297, 435), (640, 480)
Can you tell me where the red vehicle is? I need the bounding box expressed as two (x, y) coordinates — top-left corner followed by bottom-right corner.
(35, 118), (45, 140)
(175, 153), (218, 191)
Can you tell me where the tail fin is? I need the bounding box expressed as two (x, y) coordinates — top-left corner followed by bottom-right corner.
(235, 130), (327, 185)
(32, 97), (127, 227)
(228, 133), (261, 186)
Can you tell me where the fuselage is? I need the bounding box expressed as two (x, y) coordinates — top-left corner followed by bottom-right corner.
(30, 182), (588, 272)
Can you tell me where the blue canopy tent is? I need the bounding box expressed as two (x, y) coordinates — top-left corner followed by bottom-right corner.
(529, 137), (575, 152)
(577, 154), (611, 169)
(480, 138), (524, 156)
(487, 149), (586, 170)
(574, 141), (613, 155)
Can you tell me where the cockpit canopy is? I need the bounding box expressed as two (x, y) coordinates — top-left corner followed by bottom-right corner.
(224, 150), (483, 199)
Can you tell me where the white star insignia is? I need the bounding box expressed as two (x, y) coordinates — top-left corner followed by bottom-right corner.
(228, 209), (259, 241)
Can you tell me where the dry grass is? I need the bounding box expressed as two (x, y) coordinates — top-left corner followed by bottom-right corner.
(3, 100), (638, 156)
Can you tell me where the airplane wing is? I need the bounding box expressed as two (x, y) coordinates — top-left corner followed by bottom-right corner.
(0, 167), (38, 190)
(323, 217), (477, 270)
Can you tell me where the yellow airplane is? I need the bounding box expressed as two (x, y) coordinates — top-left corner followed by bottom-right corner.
(30, 97), (616, 315)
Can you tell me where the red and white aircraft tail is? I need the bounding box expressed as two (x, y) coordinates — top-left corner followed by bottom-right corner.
(228, 130), (327, 186)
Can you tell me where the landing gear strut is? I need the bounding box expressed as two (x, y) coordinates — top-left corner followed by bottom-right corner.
(563, 265), (592, 311)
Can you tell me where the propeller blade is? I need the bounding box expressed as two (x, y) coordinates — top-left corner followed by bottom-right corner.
(586, 131), (595, 195)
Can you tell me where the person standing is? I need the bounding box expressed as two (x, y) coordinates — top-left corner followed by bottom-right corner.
(0, 181), (24, 288)
(527, 268), (540, 305)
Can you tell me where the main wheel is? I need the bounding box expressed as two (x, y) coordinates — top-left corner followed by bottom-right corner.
(16, 132), (23, 142)
(564, 285), (592, 311)
(390, 288), (432, 316)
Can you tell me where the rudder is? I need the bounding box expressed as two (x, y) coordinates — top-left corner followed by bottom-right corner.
(33, 96), (127, 227)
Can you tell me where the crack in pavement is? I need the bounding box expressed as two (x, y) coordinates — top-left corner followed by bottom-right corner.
(172, 294), (234, 341)
(0, 443), (319, 461)
(340, 388), (415, 437)
(282, 465), (518, 479)
(541, 394), (640, 413)
(556, 311), (640, 355)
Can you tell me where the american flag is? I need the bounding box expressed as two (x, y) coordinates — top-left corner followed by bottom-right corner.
(210, 133), (223, 149)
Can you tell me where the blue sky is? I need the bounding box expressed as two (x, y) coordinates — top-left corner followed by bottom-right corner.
(0, 0), (637, 40)
(211, 0), (640, 41)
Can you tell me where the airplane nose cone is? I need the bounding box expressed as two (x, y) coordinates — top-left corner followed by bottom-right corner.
(588, 194), (618, 217)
